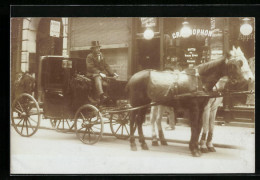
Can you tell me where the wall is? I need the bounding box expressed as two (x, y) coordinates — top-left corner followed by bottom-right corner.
(69, 18), (131, 81)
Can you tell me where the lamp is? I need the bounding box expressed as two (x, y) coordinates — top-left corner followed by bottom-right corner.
(240, 18), (253, 36)
(143, 28), (154, 40)
(180, 21), (192, 38)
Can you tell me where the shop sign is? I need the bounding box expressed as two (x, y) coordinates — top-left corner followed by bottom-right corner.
(185, 48), (198, 64)
(238, 33), (255, 41)
(140, 18), (156, 28)
(50, 20), (60, 37)
(172, 29), (213, 39)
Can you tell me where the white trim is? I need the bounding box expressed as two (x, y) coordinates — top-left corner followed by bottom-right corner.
(70, 43), (129, 51)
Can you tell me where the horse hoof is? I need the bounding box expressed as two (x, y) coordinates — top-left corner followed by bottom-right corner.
(152, 141), (159, 146)
(191, 150), (201, 157)
(141, 143), (149, 150)
(161, 141), (168, 146)
(207, 147), (216, 152)
(197, 148), (202, 156)
(130, 143), (137, 151)
(200, 147), (208, 153)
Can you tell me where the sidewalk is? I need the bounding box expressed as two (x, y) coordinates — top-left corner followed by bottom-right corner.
(140, 121), (255, 150)
(36, 116), (255, 150)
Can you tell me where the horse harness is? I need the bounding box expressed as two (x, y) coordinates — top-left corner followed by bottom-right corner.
(164, 68), (204, 98)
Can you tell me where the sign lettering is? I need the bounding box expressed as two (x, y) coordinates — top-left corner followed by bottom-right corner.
(50, 20), (60, 37)
(140, 18), (157, 28)
(172, 29), (213, 39)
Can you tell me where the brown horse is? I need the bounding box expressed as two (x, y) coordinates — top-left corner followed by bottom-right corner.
(125, 56), (249, 157)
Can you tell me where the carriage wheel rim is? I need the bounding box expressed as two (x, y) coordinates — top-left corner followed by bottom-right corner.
(109, 112), (130, 139)
(11, 93), (40, 137)
(74, 104), (103, 144)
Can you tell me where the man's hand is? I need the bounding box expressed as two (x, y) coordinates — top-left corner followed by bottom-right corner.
(100, 73), (107, 78)
(113, 73), (119, 79)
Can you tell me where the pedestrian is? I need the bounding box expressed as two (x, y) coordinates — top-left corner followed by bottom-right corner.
(86, 41), (119, 102)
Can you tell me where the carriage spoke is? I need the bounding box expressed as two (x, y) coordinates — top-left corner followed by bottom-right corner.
(122, 113), (130, 121)
(82, 128), (88, 141)
(56, 119), (61, 128)
(12, 116), (21, 119)
(90, 128), (97, 137)
(88, 129), (91, 142)
(121, 125), (123, 136)
(25, 120), (29, 136)
(124, 125), (130, 135)
(80, 112), (86, 120)
(21, 119), (25, 134)
(78, 127), (84, 132)
(28, 117), (37, 124)
(17, 102), (25, 112)
(62, 119), (64, 129)
(65, 119), (71, 128)
(27, 118), (35, 131)
(14, 108), (23, 114)
(15, 118), (24, 126)
(115, 124), (122, 134)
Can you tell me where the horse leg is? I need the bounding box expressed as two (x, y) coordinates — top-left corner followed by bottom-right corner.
(156, 106), (168, 146)
(200, 99), (212, 153)
(151, 106), (159, 146)
(189, 100), (201, 157)
(138, 109), (149, 150)
(207, 98), (221, 152)
(129, 111), (137, 151)
(168, 107), (176, 130)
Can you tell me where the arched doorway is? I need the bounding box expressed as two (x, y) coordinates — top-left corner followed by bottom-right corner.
(35, 18), (63, 97)
(36, 18), (63, 57)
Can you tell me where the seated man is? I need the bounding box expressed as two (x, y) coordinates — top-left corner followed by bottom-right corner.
(86, 41), (118, 102)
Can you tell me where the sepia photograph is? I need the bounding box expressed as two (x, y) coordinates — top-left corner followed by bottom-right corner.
(10, 16), (255, 174)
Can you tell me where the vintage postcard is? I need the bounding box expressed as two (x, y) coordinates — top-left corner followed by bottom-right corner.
(10, 7), (255, 174)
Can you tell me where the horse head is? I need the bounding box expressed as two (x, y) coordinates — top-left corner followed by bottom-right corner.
(229, 46), (254, 81)
(225, 46), (253, 91)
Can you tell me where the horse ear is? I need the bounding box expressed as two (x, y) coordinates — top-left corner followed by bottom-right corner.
(237, 46), (244, 56)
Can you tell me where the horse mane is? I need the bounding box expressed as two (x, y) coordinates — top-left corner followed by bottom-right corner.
(196, 57), (225, 76)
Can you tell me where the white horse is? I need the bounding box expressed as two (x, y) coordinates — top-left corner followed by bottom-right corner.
(200, 46), (255, 153)
(150, 105), (176, 146)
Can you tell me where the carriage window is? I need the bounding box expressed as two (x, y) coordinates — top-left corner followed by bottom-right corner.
(49, 60), (64, 87)
(42, 59), (64, 89)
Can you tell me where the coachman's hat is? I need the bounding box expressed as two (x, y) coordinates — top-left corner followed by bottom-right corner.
(90, 41), (101, 49)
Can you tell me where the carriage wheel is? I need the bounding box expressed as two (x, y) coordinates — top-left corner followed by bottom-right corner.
(109, 111), (130, 139)
(50, 119), (75, 132)
(11, 93), (40, 137)
(74, 104), (103, 145)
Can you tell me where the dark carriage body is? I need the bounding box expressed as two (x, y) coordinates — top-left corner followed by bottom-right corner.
(37, 56), (87, 119)
(37, 56), (128, 119)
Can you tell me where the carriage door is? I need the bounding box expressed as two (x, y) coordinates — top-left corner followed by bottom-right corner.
(136, 38), (160, 71)
(35, 18), (63, 97)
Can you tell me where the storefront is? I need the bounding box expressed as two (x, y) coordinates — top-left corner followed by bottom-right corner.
(68, 18), (131, 81)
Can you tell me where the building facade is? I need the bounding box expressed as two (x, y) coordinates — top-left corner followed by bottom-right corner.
(11, 17), (255, 105)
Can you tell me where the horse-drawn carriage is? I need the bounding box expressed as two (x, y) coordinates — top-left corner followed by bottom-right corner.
(11, 48), (254, 157)
(11, 56), (130, 144)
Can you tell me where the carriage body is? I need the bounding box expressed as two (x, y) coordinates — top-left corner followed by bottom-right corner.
(37, 56), (87, 119)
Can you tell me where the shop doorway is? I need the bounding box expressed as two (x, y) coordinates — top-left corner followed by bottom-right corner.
(35, 18), (63, 98)
(136, 38), (160, 71)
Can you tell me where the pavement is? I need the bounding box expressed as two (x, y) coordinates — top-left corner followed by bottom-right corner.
(10, 116), (255, 174)
(36, 115), (255, 150)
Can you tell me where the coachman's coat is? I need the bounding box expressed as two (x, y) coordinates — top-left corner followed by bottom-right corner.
(86, 52), (114, 76)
